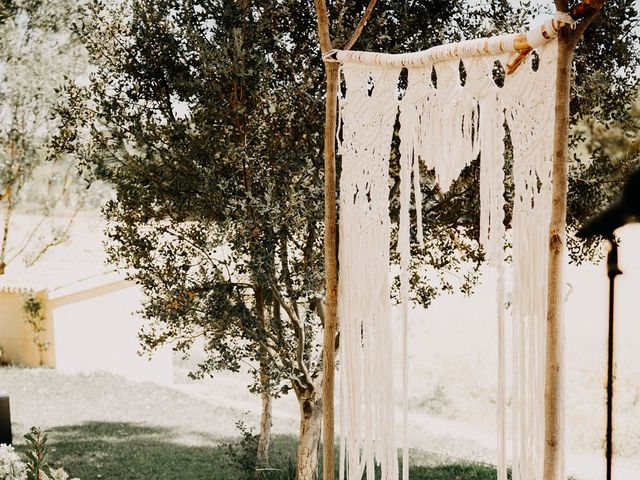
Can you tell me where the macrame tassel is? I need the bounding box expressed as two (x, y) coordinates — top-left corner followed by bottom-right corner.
(406, 68), (429, 248)
(477, 95), (506, 267)
(337, 39), (560, 480)
(400, 57), (509, 480)
(416, 61), (480, 194)
(506, 41), (558, 480)
(338, 64), (401, 480)
(398, 87), (421, 480)
(496, 264), (508, 480)
(477, 83), (508, 480)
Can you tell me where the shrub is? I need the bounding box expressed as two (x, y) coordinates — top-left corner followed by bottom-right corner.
(0, 443), (27, 480)
(0, 428), (78, 480)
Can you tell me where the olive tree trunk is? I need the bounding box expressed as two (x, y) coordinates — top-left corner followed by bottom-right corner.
(255, 287), (272, 469)
(295, 391), (323, 480)
(256, 365), (272, 468)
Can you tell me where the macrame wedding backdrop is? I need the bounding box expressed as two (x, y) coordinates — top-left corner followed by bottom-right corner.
(332, 15), (572, 480)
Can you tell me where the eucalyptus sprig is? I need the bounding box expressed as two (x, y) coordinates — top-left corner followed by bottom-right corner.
(23, 427), (50, 480)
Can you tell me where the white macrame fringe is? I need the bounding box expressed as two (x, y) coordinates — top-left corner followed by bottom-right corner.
(337, 39), (559, 480)
(507, 41), (558, 480)
(338, 65), (400, 480)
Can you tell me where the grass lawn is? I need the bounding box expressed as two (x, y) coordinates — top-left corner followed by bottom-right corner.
(2, 367), (502, 479)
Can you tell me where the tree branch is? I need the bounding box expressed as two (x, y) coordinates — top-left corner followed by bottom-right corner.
(570, 1), (605, 43)
(309, 297), (325, 325)
(313, 0), (332, 54)
(269, 277), (313, 389)
(342, 0), (379, 51)
(570, 0), (605, 20)
(24, 202), (83, 267)
(8, 162), (77, 264)
(279, 230), (299, 318)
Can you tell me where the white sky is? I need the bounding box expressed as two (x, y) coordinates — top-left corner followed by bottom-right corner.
(477, 0), (640, 15)
(473, 0), (640, 37)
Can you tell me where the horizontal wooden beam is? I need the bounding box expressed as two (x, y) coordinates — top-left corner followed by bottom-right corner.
(333, 17), (562, 67)
(332, 1), (603, 69)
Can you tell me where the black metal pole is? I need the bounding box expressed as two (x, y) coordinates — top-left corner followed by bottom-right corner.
(606, 238), (621, 480)
(0, 392), (11, 445)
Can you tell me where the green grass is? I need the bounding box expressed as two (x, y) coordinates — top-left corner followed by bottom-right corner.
(409, 464), (500, 480)
(19, 422), (238, 480)
(12, 422), (500, 480)
(2, 367), (503, 479)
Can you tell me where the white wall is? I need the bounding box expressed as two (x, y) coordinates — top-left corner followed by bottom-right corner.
(51, 281), (173, 384)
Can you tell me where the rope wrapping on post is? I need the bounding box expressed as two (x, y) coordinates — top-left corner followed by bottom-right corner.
(322, 49), (340, 63)
(555, 11), (578, 29)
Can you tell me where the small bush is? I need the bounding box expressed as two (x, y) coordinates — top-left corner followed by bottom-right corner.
(225, 420), (259, 480)
(0, 427), (78, 480)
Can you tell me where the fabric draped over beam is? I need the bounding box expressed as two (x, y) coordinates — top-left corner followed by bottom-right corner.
(336, 40), (559, 480)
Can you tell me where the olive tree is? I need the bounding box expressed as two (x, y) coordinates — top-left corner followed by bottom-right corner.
(53, 0), (638, 478)
(0, 0), (90, 273)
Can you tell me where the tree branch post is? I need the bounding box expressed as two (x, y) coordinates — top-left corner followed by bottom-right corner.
(313, 2), (378, 479)
(313, 2), (338, 477)
(544, 2), (603, 479)
(342, 0), (378, 51)
(320, 61), (339, 480)
(544, 23), (573, 480)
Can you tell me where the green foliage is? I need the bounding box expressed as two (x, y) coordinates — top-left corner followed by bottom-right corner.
(225, 420), (259, 480)
(22, 294), (48, 366)
(56, 0), (331, 396)
(258, 460), (296, 480)
(0, 1), (16, 25)
(52, 0), (639, 463)
(224, 421), (299, 479)
(0, 0), (84, 198)
(408, 462), (506, 480)
(17, 422), (499, 480)
(0, 0), (94, 273)
(24, 427), (50, 480)
(567, 1), (640, 258)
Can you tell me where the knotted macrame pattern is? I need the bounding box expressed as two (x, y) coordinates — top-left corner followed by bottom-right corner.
(337, 40), (558, 480)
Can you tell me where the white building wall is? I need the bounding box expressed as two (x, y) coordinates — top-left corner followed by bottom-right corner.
(51, 281), (173, 384)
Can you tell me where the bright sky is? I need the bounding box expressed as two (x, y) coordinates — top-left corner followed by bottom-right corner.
(473, 0), (640, 36)
(477, 0), (640, 16)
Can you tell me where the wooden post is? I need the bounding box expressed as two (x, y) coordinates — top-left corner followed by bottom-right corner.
(543, 22), (573, 480)
(313, 3), (377, 479)
(321, 60), (339, 480)
(311, 4), (337, 479)
(544, 2), (603, 478)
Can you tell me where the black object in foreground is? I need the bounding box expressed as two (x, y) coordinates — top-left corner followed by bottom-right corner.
(576, 167), (640, 480)
(604, 240), (622, 480)
(0, 392), (11, 445)
(577, 168), (640, 238)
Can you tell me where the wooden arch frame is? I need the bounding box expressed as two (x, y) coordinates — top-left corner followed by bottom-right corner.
(312, 1), (606, 479)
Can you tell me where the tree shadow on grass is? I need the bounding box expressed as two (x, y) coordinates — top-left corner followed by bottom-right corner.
(28, 421), (505, 480)
(41, 422), (242, 480)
